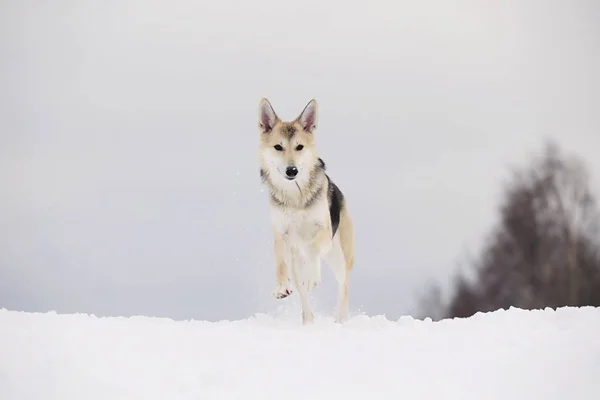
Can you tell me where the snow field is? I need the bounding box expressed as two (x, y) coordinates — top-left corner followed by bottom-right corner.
(1, 306), (599, 400)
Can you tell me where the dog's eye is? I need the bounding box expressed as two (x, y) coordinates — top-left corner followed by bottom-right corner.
(296, 145), (304, 151)
(274, 145), (283, 151)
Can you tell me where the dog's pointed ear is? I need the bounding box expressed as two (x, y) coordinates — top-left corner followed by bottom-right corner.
(297, 99), (318, 133)
(258, 98), (279, 134)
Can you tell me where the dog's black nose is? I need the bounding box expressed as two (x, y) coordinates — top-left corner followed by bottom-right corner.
(285, 166), (298, 178)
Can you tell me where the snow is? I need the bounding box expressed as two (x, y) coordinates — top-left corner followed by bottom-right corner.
(1, 307), (599, 400)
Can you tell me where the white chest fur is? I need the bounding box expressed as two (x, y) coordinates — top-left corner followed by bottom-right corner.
(271, 203), (328, 247)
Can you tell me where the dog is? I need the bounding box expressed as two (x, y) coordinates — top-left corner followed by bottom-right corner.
(257, 98), (355, 325)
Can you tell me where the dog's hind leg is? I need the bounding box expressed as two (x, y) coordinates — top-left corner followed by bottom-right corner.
(325, 236), (349, 323)
(327, 209), (354, 323)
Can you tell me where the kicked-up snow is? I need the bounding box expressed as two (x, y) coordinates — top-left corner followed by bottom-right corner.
(1, 306), (599, 399)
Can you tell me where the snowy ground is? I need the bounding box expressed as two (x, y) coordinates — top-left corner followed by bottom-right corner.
(1, 306), (599, 400)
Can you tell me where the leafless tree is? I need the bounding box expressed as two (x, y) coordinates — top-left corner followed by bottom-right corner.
(423, 141), (600, 319)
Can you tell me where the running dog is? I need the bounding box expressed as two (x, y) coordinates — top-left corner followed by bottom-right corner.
(257, 98), (355, 325)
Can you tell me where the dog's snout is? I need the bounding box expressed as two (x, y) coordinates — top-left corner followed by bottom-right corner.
(285, 166), (298, 178)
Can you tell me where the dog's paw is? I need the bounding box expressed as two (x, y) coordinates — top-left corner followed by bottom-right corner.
(334, 306), (349, 324)
(334, 312), (349, 324)
(302, 310), (315, 325)
(272, 281), (293, 299)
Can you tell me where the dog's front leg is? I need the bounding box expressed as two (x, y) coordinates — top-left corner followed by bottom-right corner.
(304, 223), (333, 291)
(311, 222), (333, 258)
(290, 247), (315, 325)
(272, 230), (293, 299)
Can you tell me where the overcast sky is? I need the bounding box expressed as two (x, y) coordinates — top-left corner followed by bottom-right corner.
(1, 0), (599, 321)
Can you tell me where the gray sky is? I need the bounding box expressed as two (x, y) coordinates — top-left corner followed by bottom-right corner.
(1, 0), (599, 321)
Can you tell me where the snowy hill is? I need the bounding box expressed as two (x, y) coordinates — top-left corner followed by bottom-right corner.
(1, 307), (599, 400)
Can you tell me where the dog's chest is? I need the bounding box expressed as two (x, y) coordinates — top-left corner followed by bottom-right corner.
(271, 207), (326, 243)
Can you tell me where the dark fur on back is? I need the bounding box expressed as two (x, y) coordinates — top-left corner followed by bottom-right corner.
(326, 175), (344, 237)
(259, 157), (345, 238)
(319, 158), (344, 237)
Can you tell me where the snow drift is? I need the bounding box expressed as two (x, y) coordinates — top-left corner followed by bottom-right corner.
(1, 306), (599, 399)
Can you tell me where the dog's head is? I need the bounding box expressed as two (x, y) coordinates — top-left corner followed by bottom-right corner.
(257, 98), (320, 184)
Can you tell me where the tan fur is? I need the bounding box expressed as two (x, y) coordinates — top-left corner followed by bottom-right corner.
(338, 206), (355, 271)
(257, 98), (355, 324)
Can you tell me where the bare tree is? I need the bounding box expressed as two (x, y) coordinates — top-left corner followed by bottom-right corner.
(424, 141), (600, 319)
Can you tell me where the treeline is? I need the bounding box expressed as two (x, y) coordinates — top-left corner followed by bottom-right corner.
(420, 141), (600, 320)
